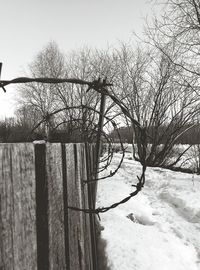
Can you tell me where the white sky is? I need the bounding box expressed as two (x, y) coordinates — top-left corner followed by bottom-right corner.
(0, 0), (154, 119)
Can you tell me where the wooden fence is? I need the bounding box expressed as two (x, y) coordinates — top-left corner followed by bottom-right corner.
(0, 142), (98, 270)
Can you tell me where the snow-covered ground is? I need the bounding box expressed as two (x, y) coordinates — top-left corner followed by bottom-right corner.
(97, 152), (200, 270)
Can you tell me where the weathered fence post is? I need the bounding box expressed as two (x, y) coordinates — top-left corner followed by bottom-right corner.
(46, 143), (67, 269)
(0, 142), (97, 270)
(95, 92), (106, 179)
(35, 143), (49, 270)
(0, 143), (37, 270)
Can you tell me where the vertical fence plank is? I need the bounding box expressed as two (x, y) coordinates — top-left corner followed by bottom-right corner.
(64, 143), (96, 270)
(86, 144), (98, 270)
(12, 144), (37, 270)
(35, 143), (49, 270)
(46, 143), (66, 270)
(65, 143), (89, 270)
(75, 144), (87, 270)
(61, 144), (70, 270)
(0, 142), (97, 270)
(0, 144), (14, 270)
(65, 144), (79, 270)
(80, 144), (93, 270)
(0, 143), (37, 270)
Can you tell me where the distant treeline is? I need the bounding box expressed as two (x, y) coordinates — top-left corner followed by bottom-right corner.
(1, 118), (200, 145)
(0, 119), (43, 142)
(109, 125), (200, 145)
(0, 118), (95, 143)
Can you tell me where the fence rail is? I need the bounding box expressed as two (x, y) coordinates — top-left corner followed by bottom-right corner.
(0, 142), (97, 270)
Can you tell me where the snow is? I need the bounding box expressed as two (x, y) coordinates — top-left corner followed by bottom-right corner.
(33, 140), (46, 144)
(97, 152), (200, 270)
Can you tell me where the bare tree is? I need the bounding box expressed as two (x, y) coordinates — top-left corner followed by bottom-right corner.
(16, 43), (114, 141)
(16, 41), (67, 138)
(112, 43), (200, 167)
(146, 0), (200, 81)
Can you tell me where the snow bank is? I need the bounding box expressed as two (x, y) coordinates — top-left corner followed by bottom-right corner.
(97, 152), (200, 270)
(160, 189), (200, 223)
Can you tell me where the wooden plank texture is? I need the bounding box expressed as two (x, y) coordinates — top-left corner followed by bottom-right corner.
(46, 143), (66, 270)
(0, 143), (37, 270)
(75, 144), (87, 270)
(86, 144), (98, 270)
(65, 144), (80, 270)
(65, 144), (87, 270)
(0, 144), (14, 270)
(35, 143), (49, 270)
(80, 144), (93, 270)
(0, 142), (97, 270)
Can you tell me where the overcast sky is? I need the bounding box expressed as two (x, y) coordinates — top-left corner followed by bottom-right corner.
(0, 0), (154, 119)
